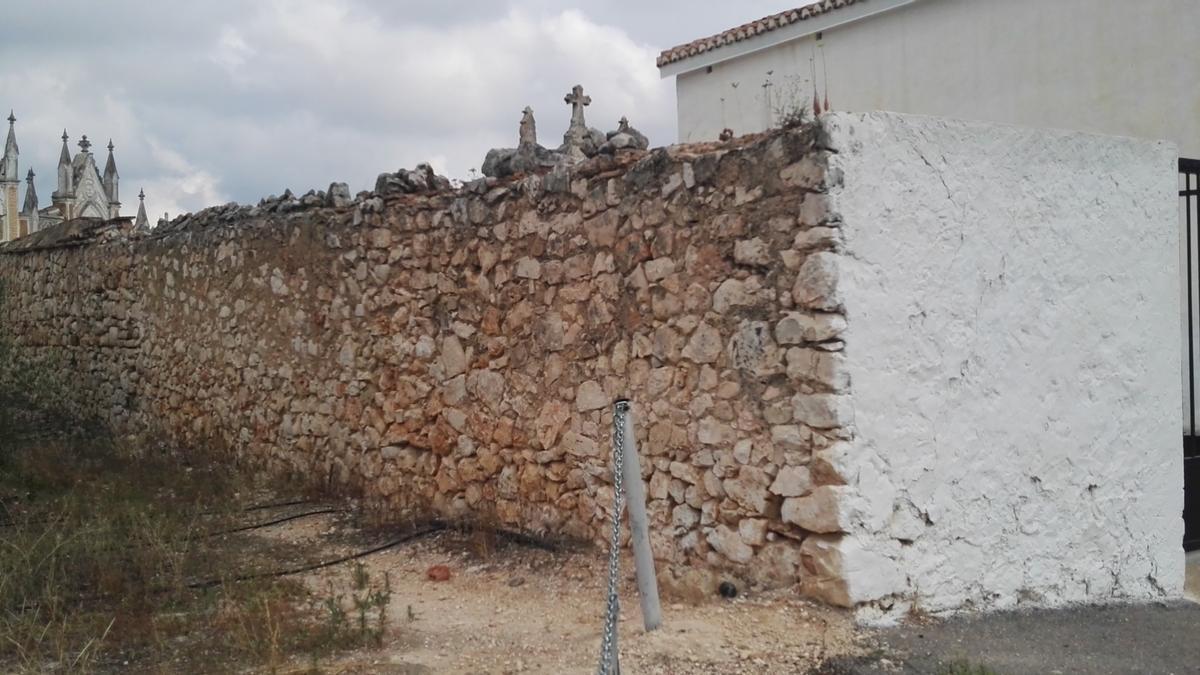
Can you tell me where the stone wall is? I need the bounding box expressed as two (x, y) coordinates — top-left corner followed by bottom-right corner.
(0, 127), (852, 599)
(5, 113), (1183, 616)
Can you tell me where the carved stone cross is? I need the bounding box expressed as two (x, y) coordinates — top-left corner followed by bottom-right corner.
(564, 85), (591, 129)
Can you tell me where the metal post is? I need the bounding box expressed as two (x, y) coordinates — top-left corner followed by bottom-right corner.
(617, 400), (662, 631)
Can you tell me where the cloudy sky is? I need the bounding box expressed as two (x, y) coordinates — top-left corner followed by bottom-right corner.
(1, 1), (794, 219)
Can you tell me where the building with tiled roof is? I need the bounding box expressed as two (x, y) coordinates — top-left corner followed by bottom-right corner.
(657, 0), (870, 70)
(658, 0), (1200, 161)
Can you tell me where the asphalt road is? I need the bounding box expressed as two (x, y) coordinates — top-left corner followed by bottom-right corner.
(816, 602), (1200, 675)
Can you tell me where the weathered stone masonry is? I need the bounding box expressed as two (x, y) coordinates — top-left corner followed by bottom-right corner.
(4, 112), (1187, 616)
(1, 126), (864, 604)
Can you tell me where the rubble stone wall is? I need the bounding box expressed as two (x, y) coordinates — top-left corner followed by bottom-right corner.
(4, 113), (1182, 615)
(0, 127), (854, 600)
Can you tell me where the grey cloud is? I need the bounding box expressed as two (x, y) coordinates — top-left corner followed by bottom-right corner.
(1, 0), (798, 216)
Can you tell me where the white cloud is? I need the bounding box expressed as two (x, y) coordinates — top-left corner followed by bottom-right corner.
(210, 27), (255, 76)
(204, 1), (675, 186)
(140, 138), (227, 220)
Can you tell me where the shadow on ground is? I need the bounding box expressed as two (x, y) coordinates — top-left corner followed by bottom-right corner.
(817, 601), (1200, 675)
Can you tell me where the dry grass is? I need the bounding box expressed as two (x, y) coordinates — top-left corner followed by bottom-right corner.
(0, 436), (400, 673)
(0, 319), (396, 673)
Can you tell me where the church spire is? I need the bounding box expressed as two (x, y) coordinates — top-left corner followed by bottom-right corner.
(103, 139), (119, 206)
(23, 169), (37, 211)
(56, 130), (73, 197)
(1, 111), (18, 182)
(23, 168), (39, 233)
(58, 130), (70, 165)
(134, 188), (148, 230)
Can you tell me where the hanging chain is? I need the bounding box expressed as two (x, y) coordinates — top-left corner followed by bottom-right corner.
(596, 400), (629, 675)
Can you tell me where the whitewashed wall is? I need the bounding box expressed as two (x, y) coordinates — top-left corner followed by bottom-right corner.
(826, 112), (1184, 616)
(672, 0), (1200, 160)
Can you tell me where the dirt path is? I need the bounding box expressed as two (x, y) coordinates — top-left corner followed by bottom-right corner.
(248, 510), (862, 674)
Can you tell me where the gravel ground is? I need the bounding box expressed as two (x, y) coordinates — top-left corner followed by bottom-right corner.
(242, 509), (1200, 674)
(251, 511), (868, 674)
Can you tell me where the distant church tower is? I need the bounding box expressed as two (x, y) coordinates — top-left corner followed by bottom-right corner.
(22, 169), (38, 233)
(0, 109), (136, 243)
(53, 130), (75, 221)
(103, 140), (120, 219)
(1, 111), (20, 242)
(44, 131), (121, 226)
(134, 188), (149, 230)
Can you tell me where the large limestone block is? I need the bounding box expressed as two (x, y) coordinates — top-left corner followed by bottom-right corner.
(706, 524), (754, 564)
(799, 535), (903, 607)
(575, 380), (607, 411)
(775, 311), (847, 344)
(682, 322), (723, 364)
(440, 336), (467, 379)
(793, 251), (841, 311)
(793, 393), (854, 429)
(782, 485), (853, 533)
(770, 465), (813, 497)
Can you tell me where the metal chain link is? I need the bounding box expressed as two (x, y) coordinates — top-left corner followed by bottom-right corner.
(596, 400), (628, 675)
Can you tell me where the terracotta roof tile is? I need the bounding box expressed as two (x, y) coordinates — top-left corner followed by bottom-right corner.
(657, 0), (860, 68)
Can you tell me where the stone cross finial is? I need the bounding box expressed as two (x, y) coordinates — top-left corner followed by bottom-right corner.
(564, 84), (591, 129)
(62, 129), (68, 142)
(26, 168), (34, 181)
(139, 188), (145, 201)
(79, 135), (92, 153)
(7, 111), (14, 124)
(107, 139), (114, 153)
(519, 106), (537, 147)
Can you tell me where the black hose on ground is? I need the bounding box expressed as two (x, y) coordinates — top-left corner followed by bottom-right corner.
(185, 522), (447, 589)
(195, 507), (341, 539)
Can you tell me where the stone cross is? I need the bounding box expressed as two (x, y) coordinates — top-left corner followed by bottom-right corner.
(518, 106), (537, 148)
(564, 85), (591, 130)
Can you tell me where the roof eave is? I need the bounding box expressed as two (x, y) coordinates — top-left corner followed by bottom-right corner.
(658, 0), (918, 79)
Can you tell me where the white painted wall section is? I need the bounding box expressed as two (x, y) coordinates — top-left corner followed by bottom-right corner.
(826, 112), (1185, 614)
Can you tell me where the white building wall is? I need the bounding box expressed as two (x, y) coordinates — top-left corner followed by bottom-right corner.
(826, 112), (1184, 614)
(674, 0), (1200, 159)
